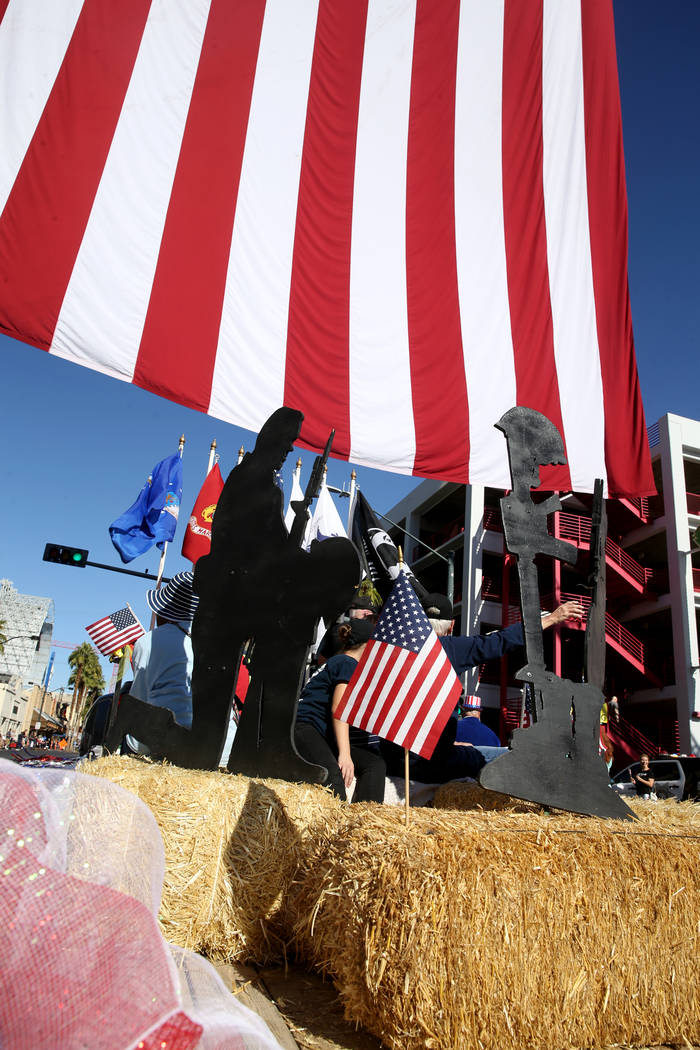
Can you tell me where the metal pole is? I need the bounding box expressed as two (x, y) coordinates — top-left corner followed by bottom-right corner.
(553, 510), (562, 678)
(347, 469), (357, 532)
(206, 438), (217, 475)
(149, 435), (185, 630)
(375, 510), (450, 564)
(84, 560), (170, 581)
(447, 551), (455, 606)
(38, 653), (53, 718)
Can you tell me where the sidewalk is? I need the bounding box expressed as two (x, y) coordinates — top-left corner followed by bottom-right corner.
(211, 960), (383, 1050)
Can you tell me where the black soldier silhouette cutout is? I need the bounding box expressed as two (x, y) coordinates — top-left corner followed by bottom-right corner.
(105, 407), (360, 780)
(479, 407), (634, 820)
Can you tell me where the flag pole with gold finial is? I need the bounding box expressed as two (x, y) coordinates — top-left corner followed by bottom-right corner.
(149, 433), (185, 629)
(206, 437), (217, 475)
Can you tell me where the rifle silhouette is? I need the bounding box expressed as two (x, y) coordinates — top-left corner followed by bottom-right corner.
(288, 429), (335, 548)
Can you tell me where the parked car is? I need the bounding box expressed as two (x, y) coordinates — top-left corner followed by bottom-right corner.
(612, 756), (700, 801)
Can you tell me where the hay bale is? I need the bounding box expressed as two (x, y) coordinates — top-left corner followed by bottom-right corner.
(286, 803), (700, 1050)
(86, 757), (700, 1050)
(85, 755), (343, 964)
(433, 778), (544, 813)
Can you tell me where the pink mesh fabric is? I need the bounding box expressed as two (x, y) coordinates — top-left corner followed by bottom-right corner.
(0, 760), (282, 1050)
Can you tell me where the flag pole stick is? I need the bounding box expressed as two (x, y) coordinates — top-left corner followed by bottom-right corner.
(149, 434), (185, 629)
(404, 746), (410, 827)
(398, 545), (410, 826)
(206, 438), (217, 475)
(105, 602), (141, 739)
(106, 649), (129, 740)
(295, 457), (302, 482)
(237, 445), (245, 465)
(347, 469), (356, 532)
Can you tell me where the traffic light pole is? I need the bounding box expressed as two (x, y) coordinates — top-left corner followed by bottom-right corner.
(43, 543), (171, 582)
(83, 560), (170, 582)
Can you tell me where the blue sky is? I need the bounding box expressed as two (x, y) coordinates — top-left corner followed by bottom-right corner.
(1, 0), (698, 693)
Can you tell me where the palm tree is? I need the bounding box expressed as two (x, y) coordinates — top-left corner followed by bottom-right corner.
(80, 663), (107, 720)
(68, 643), (105, 727)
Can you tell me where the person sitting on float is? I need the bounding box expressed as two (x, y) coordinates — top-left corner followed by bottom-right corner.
(295, 617), (385, 803)
(126, 572), (198, 754)
(455, 694), (506, 764)
(315, 593), (380, 665)
(380, 592), (583, 783)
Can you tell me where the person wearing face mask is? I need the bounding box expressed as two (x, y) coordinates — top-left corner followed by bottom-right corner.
(294, 617), (385, 802)
(315, 593), (379, 665)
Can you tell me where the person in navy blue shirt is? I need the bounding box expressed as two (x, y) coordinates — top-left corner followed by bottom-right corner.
(454, 696), (507, 764)
(455, 698), (502, 747)
(294, 617), (385, 803)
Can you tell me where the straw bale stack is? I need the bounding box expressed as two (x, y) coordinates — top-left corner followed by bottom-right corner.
(86, 757), (700, 1050)
(287, 802), (700, 1050)
(433, 778), (544, 813)
(85, 755), (344, 964)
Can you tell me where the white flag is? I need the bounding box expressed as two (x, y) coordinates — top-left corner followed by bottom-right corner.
(307, 481), (347, 547)
(284, 473), (305, 533)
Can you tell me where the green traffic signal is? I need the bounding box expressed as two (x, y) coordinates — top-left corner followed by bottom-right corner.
(43, 543), (89, 568)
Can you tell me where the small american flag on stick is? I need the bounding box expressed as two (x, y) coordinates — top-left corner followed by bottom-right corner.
(86, 605), (144, 656)
(334, 572), (461, 759)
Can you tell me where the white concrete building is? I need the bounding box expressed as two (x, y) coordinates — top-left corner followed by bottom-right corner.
(0, 674), (27, 740)
(0, 579), (54, 689)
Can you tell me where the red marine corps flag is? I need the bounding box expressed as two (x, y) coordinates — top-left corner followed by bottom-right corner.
(335, 571), (462, 759)
(0, 0), (653, 496)
(181, 463), (224, 564)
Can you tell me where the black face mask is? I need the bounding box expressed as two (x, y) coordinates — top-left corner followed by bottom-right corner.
(348, 618), (375, 646)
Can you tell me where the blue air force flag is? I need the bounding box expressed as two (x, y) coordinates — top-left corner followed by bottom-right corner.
(109, 452), (183, 563)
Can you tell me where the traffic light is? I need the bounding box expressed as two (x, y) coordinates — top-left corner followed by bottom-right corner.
(43, 543), (89, 568)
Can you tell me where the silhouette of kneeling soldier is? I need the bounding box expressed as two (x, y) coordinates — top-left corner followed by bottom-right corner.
(106, 407), (359, 782)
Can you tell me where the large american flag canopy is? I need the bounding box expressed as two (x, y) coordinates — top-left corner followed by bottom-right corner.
(0, 0), (653, 495)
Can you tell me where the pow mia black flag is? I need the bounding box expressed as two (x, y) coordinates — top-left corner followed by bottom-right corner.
(350, 490), (427, 602)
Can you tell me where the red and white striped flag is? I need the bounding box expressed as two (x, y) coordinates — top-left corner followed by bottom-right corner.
(335, 572), (462, 759)
(86, 606), (145, 656)
(0, 0), (652, 496)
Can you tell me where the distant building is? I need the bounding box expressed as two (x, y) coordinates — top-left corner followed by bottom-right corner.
(0, 674), (26, 740)
(0, 579), (54, 689)
(22, 684), (67, 738)
(384, 414), (700, 759)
